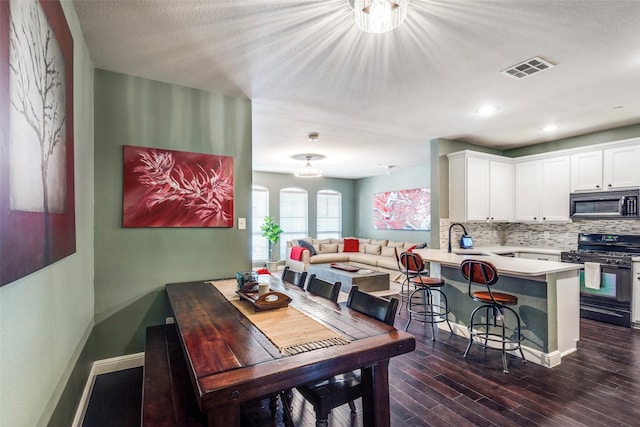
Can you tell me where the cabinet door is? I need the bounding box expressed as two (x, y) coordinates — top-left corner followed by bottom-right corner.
(514, 160), (540, 221)
(603, 145), (640, 189)
(466, 156), (490, 221)
(570, 151), (603, 191)
(489, 161), (514, 221)
(540, 156), (570, 221)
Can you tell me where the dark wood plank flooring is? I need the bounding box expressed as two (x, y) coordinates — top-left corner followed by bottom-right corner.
(83, 311), (640, 427)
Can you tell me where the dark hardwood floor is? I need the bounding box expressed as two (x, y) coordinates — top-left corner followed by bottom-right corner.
(83, 309), (640, 426)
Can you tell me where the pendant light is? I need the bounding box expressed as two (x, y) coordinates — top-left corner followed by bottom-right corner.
(294, 155), (322, 178)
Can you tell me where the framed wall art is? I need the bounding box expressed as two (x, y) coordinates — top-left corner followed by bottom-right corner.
(373, 187), (431, 231)
(123, 146), (234, 228)
(0, 0), (75, 287)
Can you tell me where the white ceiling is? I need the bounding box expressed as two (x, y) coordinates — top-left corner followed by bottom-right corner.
(73, 0), (640, 179)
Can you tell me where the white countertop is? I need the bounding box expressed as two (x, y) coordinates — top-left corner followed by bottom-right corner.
(413, 248), (582, 279)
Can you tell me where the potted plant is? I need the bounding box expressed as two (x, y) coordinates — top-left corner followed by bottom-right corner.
(261, 216), (284, 271)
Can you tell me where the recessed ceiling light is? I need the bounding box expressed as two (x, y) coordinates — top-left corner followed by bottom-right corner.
(542, 124), (559, 132)
(475, 105), (499, 116)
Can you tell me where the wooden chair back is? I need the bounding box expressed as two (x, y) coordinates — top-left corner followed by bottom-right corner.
(281, 266), (307, 289)
(346, 286), (398, 326)
(306, 274), (341, 302)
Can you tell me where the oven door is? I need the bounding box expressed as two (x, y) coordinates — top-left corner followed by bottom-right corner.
(579, 264), (631, 301)
(579, 264), (632, 327)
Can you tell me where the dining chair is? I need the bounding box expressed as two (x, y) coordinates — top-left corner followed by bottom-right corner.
(306, 274), (341, 302)
(295, 286), (399, 427)
(281, 266), (307, 288)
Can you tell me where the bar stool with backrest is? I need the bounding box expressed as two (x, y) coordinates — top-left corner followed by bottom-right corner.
(461, 259), (526, 373)
(281, 266), (307, 289)
(395, 247), (419, 311)
(401, 251), (453, 340)
(295, 286), (399, 427)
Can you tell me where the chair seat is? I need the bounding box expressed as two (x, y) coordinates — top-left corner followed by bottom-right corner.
(472, 291), (518, 305)
(409, 276), (445, 287)
(298, 371), (361, 399)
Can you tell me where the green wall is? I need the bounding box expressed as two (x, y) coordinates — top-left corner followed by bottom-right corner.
(355, 165), (431, 244)
(504, 123), (640, 157)
(0, 2), (95, 426)
(91, 70), (252, 359)
(252, 171), (356, 259)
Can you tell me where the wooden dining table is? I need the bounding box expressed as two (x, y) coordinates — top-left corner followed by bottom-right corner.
(165, 275), (416, 427)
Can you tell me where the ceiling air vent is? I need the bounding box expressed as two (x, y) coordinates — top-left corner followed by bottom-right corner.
(501, 56), (555, 79)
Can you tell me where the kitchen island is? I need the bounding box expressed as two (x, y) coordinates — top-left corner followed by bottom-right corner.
(413, 248), (583, 367)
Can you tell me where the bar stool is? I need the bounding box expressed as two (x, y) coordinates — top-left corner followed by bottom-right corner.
(461, 259), (526, 373)
(394, 247), (418, 311)
(401, 252), (453, 340)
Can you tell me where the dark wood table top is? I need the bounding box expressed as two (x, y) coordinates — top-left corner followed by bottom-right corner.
(166, 277), (416, 418)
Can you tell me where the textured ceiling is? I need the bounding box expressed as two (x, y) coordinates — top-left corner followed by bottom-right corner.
(73, 0), (640, 178)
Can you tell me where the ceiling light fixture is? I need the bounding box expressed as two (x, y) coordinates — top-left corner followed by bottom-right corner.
(475, 105), (499, 116)
(308, 132), (319, 142)
(294, 155), (323, 178)
(383, 165), (395, 175)
(348, 0), (409, 34)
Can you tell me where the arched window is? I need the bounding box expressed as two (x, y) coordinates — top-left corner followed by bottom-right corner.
(251, 185), (269, 262)
(317, 189), (342, 239)
(279, 187), (308, 259)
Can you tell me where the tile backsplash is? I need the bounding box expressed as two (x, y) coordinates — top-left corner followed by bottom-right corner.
(440, 218), (640, 251)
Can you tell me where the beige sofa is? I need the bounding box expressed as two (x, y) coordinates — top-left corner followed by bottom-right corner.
(286, 237), (421, 281)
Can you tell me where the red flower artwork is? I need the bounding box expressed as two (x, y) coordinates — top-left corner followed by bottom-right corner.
(373, 188), (431, 230)
(123, 146), (234, 227)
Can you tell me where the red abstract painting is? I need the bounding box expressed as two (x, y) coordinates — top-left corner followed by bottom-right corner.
(1, 0), (75, 287)
(123, 146), (234, 228)
(373, 188), (431, 230)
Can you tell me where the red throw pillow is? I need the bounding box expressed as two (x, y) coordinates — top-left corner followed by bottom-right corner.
(343, 238), (359, 253)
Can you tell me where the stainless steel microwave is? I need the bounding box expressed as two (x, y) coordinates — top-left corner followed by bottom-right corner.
(570, 189), (639, 219)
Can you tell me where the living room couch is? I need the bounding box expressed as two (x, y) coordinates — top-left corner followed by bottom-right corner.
(286, 237), (422, 281)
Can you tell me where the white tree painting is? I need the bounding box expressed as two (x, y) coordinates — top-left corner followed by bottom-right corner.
(9, 0), (66, 263)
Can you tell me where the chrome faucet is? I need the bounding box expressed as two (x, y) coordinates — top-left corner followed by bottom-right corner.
(448, 223), (468, 253)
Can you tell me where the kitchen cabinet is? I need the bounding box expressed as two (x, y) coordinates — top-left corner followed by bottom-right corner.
(516, 252), (560, 262)
(514, 155), (570, 222)
(448, 151), (513, 222)
(603, 145), (640, 189)
(570, 151), (602, 191)
(571, 145), (640, 191)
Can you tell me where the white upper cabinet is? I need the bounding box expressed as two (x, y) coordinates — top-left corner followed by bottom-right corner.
(571, 144), (640, 192)
(489, 160), (514, 221)
(571, 151), (603, 191)
(514, 156), (570, 222)
(448, 151), (513, 222)
(540, 156), (571, 222)
(514, 160), (540, 221)
(603, 145), (640, 189)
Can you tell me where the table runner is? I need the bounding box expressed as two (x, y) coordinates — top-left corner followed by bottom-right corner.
(209, 279), (349, 356)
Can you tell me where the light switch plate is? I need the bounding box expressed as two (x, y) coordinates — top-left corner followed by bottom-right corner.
(238, 218), (246, 229)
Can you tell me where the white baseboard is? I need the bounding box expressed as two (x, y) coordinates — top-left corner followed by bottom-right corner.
(71, 352), (144, 427)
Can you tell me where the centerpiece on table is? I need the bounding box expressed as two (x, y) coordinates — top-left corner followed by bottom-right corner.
(260, 216), (284, 272)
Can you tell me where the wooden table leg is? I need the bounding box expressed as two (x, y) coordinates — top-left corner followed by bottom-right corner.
(361, 359), (391, 427)
(207, 403), (240, 427)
